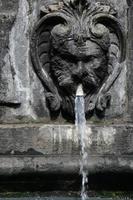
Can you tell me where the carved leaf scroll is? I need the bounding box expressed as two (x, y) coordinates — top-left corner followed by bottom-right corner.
(30, 0), (126, 121)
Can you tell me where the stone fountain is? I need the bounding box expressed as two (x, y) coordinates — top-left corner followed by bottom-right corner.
(0, 0), (133, 197)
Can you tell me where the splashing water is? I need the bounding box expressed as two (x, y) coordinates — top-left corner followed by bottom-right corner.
(75, 85), (88, 200)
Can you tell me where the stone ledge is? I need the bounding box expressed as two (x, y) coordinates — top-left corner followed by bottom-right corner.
(0, 155), (133, 176)
(0, 124), (133, 175)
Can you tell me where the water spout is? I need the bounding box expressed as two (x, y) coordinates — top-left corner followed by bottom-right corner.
(75, 85), (88, 200)
(76, 84), (84, 97)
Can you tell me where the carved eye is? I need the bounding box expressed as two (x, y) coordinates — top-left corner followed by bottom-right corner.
(51, 24), (70, 39)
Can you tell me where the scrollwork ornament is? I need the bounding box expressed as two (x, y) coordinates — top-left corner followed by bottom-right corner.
(30, 0), (126, 121)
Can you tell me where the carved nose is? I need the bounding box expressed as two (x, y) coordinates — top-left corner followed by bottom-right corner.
(74, 34), (86, 46)
(72, 61), (83, 82)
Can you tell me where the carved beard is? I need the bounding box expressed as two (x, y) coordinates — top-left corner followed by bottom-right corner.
(72, 64), (101, 94)
(50, 53), (108, 97)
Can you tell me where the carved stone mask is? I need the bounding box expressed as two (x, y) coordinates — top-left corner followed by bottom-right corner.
(30, 0), (126, 121)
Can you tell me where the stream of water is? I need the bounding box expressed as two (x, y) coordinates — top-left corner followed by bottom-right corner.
(75, 85), (88, 200)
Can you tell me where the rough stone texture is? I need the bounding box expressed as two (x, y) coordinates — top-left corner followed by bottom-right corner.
(0, 124), (132, 175)
(0, 10), (19, 105)
(126, 2), (133, 122)
(0, 0), (50, 123)
(31, 0), (126, 121)
(96, 0), (127, 120)
(0, 0), (132, 179)
(0, 0), (128, 123)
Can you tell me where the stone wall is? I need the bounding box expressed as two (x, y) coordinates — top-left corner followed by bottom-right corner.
(0, 0), (128, 123)
(0, 0), (132, 178)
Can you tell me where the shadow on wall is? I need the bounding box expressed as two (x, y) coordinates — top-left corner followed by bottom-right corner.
(0, 172), (133, 192)
(127, 0), (133, 6)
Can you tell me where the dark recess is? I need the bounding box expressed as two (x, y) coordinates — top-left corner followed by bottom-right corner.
(0, 172), (133, 193)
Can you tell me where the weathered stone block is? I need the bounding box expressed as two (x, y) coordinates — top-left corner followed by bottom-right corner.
(0, 124), (133, 175)
(0, 0), (132, 181)
(0, 0), (18, 13)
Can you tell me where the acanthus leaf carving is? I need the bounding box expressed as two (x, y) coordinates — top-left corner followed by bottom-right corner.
(30, 0), (126, 121)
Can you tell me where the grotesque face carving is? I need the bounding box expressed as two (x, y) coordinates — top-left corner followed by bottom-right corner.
(50, 38), (108, 96)
(30, 0), (126, 121)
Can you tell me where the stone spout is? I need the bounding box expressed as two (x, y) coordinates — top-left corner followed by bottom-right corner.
(76, 84), (84, 97)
